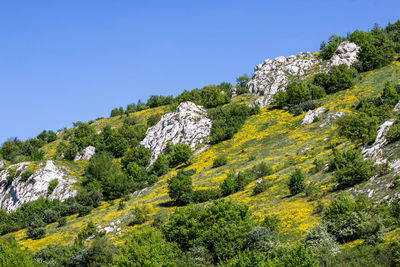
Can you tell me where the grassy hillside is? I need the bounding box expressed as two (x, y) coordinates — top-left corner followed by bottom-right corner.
(10, 61), (400, 253)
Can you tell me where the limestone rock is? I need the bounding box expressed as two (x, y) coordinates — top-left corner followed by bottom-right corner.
(319, 112), (345, 128)
(140, 102), (213, 165)
(394, 101), (400, 112)
(0, 160), (76, 212)
(74, 146), (96, 161)
(362, 119), (395, 163)
(247, 42), (360, 107)
(247, 52), (319, 107)
(0, 160), (4, 168)
(302, 107), (326, 125)
(329, 42), (360, 67)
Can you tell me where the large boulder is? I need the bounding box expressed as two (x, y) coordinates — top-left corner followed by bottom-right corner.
(140, 102), (213, 165)
(74, 146), (96, 161)
(302, 107), (326, 125)
(329, 41), (360, 67)
(0, 160), (76, 212)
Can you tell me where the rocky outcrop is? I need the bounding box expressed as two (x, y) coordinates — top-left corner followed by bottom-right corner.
(247, 42), (360, 107)
(74, 146), (96, 161)
(247, 52), (319, 106)
(140, 102), (213, 165)
(302, 107), (326, 125)
(329, 42), (360, 67)
(362, 119), (395, 164)
(0, 160), (76, 212)
(0, 160), (4, 168)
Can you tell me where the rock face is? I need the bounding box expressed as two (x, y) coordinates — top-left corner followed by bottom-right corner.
(247, 42), (360, 107)
(247, 52), (319, 106)
(0, 160), (4, 168)
(140, 102), (213, 165)
(302, 107), (327, 125)
(362, 119), (395, 164)
(74, 146), (96, 161)
(0, 160), (76, 212)
(329, 41), (360, 67)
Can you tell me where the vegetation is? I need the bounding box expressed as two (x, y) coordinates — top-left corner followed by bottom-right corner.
(287, 168), (306, 195)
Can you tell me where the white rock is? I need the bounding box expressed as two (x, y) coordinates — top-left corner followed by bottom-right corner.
(247, 42), (360, 107)
(329, 42), (360, 67)
(140, 102), (213, 165)
(0, 160), (76, 212)
(362, 119), (395, 162)
(74, 146), (96, 161)
(394, 102), (400, 112)
(302, 107), (326, 125)
(319, 112), (345, 128)
(0, 160), (4, 168)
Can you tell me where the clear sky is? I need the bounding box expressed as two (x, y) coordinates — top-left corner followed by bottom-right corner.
(0, 0), (399, 143)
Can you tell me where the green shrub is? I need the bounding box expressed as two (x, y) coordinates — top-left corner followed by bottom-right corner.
(386, 119), (400, 143)
(319, 35), (345, 60)
(286, 82), (311, 105)
(252, 180), (271, 195)
(121, 146), (151, 168)
(200, 84), (230, 108)
(131, 205), (151, 225)
(212, 155), (228, 168)
(303, 225), (339, 256)
(20, 168), (35, 182)
(113, 227), (179, 267)
(220, 171), (254, 196)
(251, 162), (273, 178)
(326, 64), (355, 93)
(57, 217), (67, 227)
(261, 215), (281, 232)
(47, 179), (59, 196)
(6, 167), (17, 184)
(287, 168), (306, 195)
(331, 148), (376, 188)
(209, 104), (259, 144)
(167, 171), (193, 205)
(192, 189), (222, 203)
(169, 143), (193, 167)
(150, 154), (170, 176)
(0, 237), (37, 266)
(26, 215), (46, 239)
(244, 226), (280, 253)
(147, 114), (162, 127)
(338, 112), (379, 144)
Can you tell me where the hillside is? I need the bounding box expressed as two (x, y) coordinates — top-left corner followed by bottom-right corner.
(1, 21), (400, 266)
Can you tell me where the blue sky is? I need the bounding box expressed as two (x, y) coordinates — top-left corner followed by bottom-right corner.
(0, 0), (399, 143)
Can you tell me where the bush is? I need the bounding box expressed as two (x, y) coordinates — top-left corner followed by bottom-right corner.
(338, 112), (379, 145)
(303, 225), (339, 256)
(212, 155), (228, 168)
(162, 200), (256, 262)
(147, 114), (162, 127)
(287, 168), (306, 195)
(319, 35), (344, 60)
(192, 189), (222, 203)
(386, 119), (400, 143)
(326, 64), (355, 93)
(209, 104), (259, 144)
(58, 217), (67, 227)
(331, 148), (376, 188)
(0, 237), (37, 266)
(113, 227), (179, 267)
(26, 215), (46, 239)
(42, 209), (59, 224)
(244, 226), (280, 253)
(150, 154), (170, 176)
(20, 168), (35, 182)
(34, 245), (79, 267)
(200, 85), (230, 108)
(167, 171), (193, 205)
(252, 180), (271, 195)
(47, 179), (59, 196)
(220, 171), (254, 196)
(131, 205), (151, 225)
(121, 146), (151, 168)
(169, 143), (193, 167)
(251, 162), (273, 178)
(286, 82), (311, 105)
(262, 215), (281, 232)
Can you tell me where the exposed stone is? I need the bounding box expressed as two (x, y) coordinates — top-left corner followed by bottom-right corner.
(74, 146), (96, 161)
(329, 41), (360, 67)
(247, 52), (319, 107)
(319, 112), (345, 128)
(0, 160), (4, 168)
(247, 42), (360, 107)
(0, 160), (76, 212)
(394, 102), (400, 112)
(302, 107), (326, 125)
(362, 119), (395, 164)
(140, 102), (213, 165)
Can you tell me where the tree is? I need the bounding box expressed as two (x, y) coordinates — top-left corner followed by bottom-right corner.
(0, 237), (37, 267)
(381, 81), (399, 104)
(326, 64), (355, 93)
(26, 215), (46, 239)
(200, 85), (229, 108)
(286, 82), (311, 105)
(150, 154), (170, 176)
(287, 168), (306, 195)
(121, 146), (151, 168)
(319, 35), (345, 60)
(167, 171), (193, 205)
(169, 143), (193, 167)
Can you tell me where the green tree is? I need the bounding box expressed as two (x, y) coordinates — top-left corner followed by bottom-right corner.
(201, 85), (229, 108)
(326, 64), (355, 93)
(287, 168), (306, 195)
(286, 82), (311, 105)
(169, 143), (193, 167)
(0, 236), (37, 267)
(167, 171), (193, 205)
(319, 35), (345, 60)
(113, 227), (179, 267)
